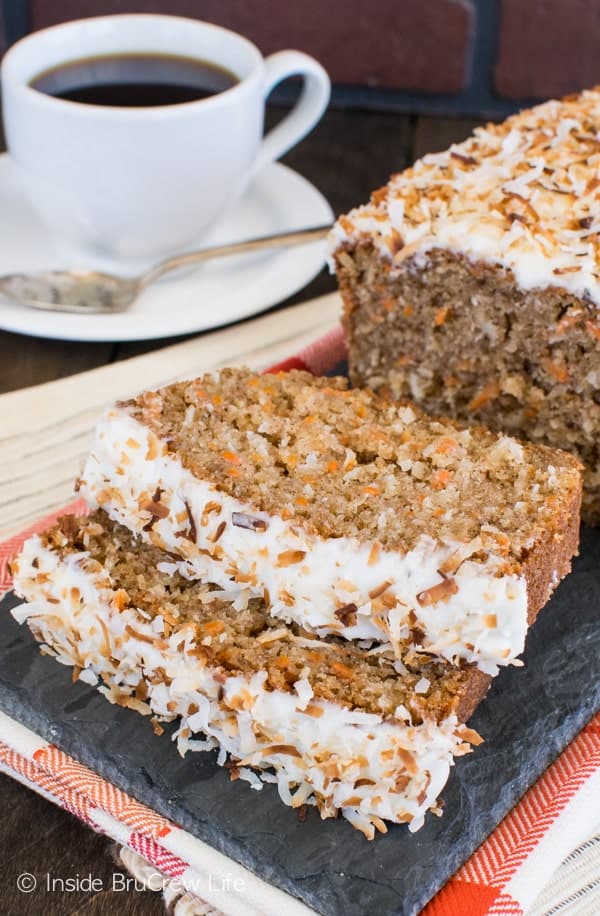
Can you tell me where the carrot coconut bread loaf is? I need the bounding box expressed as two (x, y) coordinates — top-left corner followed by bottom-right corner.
(78, 368), (582, 677)
(11, 512), (489, 838)
(331, 88), (600, 523)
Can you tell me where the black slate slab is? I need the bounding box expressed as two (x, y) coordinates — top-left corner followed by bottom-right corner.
(1, 528), (599, 916)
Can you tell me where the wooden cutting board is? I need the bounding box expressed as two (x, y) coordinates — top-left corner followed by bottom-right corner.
(0, 292), (341, 540)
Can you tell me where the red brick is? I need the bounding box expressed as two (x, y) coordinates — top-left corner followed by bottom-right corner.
(31, 0), (474, 93)
(496, 0), (600, 99)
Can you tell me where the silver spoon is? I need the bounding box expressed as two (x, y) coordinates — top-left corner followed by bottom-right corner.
(0, 224), (332, 315)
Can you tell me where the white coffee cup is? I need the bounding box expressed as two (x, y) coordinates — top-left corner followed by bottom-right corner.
(0, 14), (330, 259)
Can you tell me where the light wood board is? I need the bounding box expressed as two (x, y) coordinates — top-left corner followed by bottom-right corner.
(0, 293), (340, 539)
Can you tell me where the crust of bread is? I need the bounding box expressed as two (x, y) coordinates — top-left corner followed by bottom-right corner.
(522, 477), (582, 626)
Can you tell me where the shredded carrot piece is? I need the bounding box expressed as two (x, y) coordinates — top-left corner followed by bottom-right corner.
(371, 187), (388, 205)
(554, 310), (581, 335)
(435, 437), (458, 455)
(222, 450), (241, 465)
(434, 306), (449, 326)
(468, 381), (500, 411)
(274, 656), (290, 670)
(586, 320), (600, 341)
(327, 460), (338, 473)
(330, 662), (355, 680)
(493, 532), (511, 553)
(361, 485), (380, 496)
(542, 358), (569, 382)
(202, 620), (225, 636)
(226, 467), (240, 478)
(403, 304), (414, 318)
(431, 469), (452, 490)
(303, 414), (316, 424)
(295, 496), (309, 507)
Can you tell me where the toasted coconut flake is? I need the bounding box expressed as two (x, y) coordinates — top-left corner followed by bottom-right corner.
(256, 627), (290, 645)
(450, 150), (477, 166)
(182, 500), (197, 543)
(302, 703), (325, 718)
(211, 521), (227, 543)
(204, 501), (222, 515)
(397, 748), (418, 775)
(334, 603), (358, 626)
(231, 512), (268, 532)
(416, 575), (458, 607)
(124, 623), (155, 644)
(414, 677), (430, 694)
(262, 744), (304, 759)
(457, 726), (484, 746)
(367, 542), (381, 566)
(150, 716), (164, 736)
(276, 549), (307, 567)
(369, 580), (393, 600)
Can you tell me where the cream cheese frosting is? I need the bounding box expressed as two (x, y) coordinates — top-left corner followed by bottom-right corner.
(12, 534), (479, 837)
(329, 88), (600, 305)
(79, 407), (530, 676)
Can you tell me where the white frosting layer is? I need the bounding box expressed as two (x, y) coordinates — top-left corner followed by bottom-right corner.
(79, 408), (529, 675)
(330, 90), (600, 306)
(12, 534), (478, 837)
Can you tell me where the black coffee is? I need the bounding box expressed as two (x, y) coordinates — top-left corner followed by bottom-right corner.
(30, 53), (239, 107)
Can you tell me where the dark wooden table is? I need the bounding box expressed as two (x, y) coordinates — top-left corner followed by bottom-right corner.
(0, 108), (480, 915)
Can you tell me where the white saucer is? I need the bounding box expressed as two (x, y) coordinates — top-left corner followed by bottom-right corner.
(0, 154), (333, 342)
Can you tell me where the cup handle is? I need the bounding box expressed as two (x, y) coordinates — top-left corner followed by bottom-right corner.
(253, 50), (330, 176)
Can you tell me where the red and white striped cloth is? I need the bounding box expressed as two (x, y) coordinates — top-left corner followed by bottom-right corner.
(0, 326), (598, 915)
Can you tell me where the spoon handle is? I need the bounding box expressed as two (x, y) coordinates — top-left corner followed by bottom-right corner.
(138, 224), (332, 289)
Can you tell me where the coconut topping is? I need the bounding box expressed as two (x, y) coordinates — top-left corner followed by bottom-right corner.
(79, 406), (532, 676)
(330, 88), (600, 305)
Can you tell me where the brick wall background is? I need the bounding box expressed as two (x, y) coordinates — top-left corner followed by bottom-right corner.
(2, 0), (600, 117)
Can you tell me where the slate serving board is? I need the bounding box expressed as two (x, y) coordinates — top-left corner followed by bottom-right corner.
(1, 527), (599, 916)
